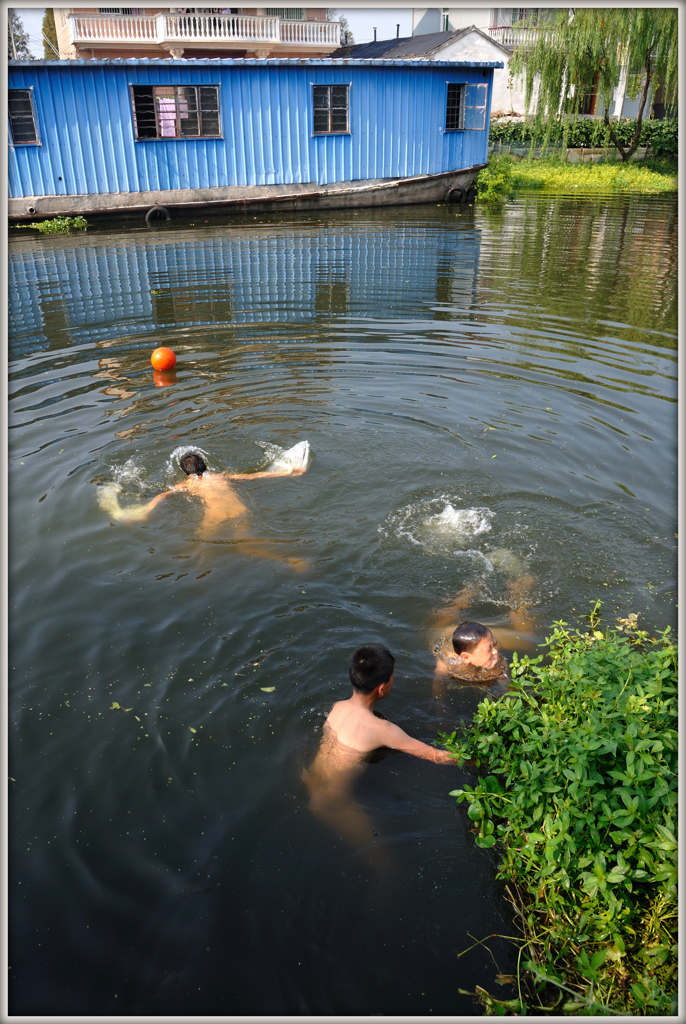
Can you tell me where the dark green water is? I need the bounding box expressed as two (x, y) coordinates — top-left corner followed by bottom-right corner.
(9, 196), (677, 1015)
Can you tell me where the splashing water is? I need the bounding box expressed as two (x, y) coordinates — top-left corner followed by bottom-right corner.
(96, 482), (149, 521)
(261, 440), (311, 474)
(379, 495), (495, 559)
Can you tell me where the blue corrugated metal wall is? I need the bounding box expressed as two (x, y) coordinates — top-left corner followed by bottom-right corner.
(9, 59), (496, 199)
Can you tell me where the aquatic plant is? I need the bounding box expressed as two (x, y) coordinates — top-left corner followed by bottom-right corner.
(509, 158), (677, 195)
(25, 215), (88, 234)
(439, 603), (677, 1015)
(473, 156), (517, 203)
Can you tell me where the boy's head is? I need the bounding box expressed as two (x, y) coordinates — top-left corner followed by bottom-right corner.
(180, 453), (207, 476)
(452, 621), (499, 669)
(349, 644), (395, 694)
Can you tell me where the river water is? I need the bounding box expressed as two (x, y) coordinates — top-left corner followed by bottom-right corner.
(9, 195), (677, 1015)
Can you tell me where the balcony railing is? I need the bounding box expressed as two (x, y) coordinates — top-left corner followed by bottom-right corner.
(68, 12), (340, 49)
(488, 26), (549, 49)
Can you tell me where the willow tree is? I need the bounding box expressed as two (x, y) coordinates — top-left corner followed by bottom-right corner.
(510, 7), (678, 161)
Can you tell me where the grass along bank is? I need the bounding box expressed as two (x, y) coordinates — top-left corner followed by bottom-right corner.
(474, 155), (677, 201)
(439, 605), (677, 1015)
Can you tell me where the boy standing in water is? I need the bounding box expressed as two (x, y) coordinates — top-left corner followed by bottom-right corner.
(303, 645), (456, 856)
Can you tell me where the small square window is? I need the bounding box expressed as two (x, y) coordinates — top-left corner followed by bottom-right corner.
(9, 89), (39, 145)
(313, 84), (349, 134)
(445, 83), (464, 132)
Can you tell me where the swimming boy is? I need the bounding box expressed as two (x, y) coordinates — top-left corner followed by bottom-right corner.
(106, 451), (308, 567)
(121, 452), (306, 532)
(433, 620), (510, 688)
(303, 644), (456, 855)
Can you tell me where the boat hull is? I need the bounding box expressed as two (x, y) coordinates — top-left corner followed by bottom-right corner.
(9, 165), (485, 221)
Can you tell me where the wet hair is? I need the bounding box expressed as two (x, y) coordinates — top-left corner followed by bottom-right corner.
(452, 621), (492, 655)
(349, 644), (395, 694)
(179, 453), (207, 476)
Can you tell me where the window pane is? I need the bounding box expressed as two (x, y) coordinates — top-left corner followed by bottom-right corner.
(446, 83), (463, 131)
(199, 86), (219, 112)
(177, 87), (199, 137)
(131, 85), (156, 138)
(331, 85), (348, 107)
(313, 85), (329, 109)
(9, 89), (38, 144)
(155, 86), (178, 137)
(199, 85), (220, 136)
(313, 109), (330, 133)
(331, 108), (348, 132)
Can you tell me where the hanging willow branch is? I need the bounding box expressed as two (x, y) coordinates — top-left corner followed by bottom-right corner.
(509, 8), (678, 162)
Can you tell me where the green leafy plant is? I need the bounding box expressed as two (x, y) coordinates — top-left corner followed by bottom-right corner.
(490, 116), (678, 159)
(23, 215), (88, 234)
(474, 155), (517, 203)
(439, 604), (677, 1015)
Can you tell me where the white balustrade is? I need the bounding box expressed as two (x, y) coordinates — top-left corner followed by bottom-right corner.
(69, 14), (157, 43)
(68, 12), (340, 49)
(488, 26), (548, 48)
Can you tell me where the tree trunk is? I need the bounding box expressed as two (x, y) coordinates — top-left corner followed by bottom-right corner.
(605, 51), (653, 162)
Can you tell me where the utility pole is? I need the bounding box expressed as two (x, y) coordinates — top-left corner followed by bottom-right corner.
(10, 15), (18, 60)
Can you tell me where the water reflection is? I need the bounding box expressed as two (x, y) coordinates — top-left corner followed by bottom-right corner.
(9, 220), (482, 355)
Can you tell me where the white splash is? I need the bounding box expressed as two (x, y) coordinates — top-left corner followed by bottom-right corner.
(379, 495), (495, 560)
(259, 440), (311, 474)
(96, 482), (149, 521)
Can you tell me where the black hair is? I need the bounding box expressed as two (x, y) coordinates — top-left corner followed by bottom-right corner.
(348, 644), (395, 694)
(180, 453), (207, 476)
(452, 620), (492, 655)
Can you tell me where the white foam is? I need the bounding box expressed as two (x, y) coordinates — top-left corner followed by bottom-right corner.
(261, 440), (311, 474)
(425, 504), (495, 539)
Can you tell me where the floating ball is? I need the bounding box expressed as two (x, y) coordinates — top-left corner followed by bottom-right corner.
(151, 346), (176, 370)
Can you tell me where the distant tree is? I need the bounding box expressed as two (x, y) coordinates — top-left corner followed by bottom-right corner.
(327, 8), (354, 46)
(510, 8), (678, 161)
(43, 8), (59, 60)
(8, 8), (32, 60)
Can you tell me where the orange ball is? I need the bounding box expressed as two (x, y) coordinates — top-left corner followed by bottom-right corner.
(150, 346), (177, 371)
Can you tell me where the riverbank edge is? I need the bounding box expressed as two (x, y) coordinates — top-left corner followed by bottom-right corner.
(438, 606), (677, 1015)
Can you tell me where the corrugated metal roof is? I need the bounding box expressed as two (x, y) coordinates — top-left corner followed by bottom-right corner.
(9, 57), (504, 69)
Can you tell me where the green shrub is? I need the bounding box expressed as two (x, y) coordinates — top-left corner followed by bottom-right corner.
(489, 116), (678, 157)
(440, 605), (677, 1015)
(474, 155), (517, 202)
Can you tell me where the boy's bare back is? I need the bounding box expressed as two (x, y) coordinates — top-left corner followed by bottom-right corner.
(180, 472), (248, 530)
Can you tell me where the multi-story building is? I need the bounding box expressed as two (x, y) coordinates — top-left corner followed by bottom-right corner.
(53, 8), (340, 61)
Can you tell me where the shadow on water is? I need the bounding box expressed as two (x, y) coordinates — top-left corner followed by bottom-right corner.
(9, 195), (677, 1014)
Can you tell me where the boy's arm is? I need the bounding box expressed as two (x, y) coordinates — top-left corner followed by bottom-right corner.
(117, 480), (187, 521)
(372, 719), (456, 765)
(223, 468), (306, 480)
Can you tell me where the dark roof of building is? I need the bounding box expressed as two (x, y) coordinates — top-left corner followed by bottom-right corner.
(332, 26), (512, 61)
